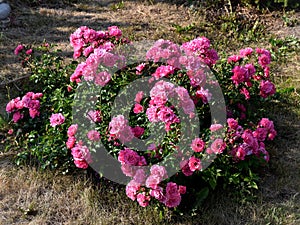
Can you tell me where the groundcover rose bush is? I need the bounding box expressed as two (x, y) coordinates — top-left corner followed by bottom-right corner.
(5, 25), (277, 210)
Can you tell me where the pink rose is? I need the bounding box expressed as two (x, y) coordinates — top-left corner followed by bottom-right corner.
(188, 156), (202, 171)
(268, 129), (277, 140)
(258, 118), (274, 130)
(227, 118), (239, 130)
(209, 124), (223, 132)
(258, 54), (271, 68)
(253, 128), (267, 142)
(136, 63), (146, 75)
(239, 47), (253, 57)
(210, 138), (226, 154)
(50, 113), (65, 127)
(133, 169), (146, 184)
(133, 103), (144, 114)
(135, 91), (144, 103)
(260, 80), (276, 98)
(178, 185), (186, 194)
(150, 187), (165, 202)
(14, 44), (24, 55)
(86, 110), (101, 123)
(108, 26), (122, 37)
(66, 136), (76, 149)
(242, 129), (255, 146)
(150, 165), (168, 179)
(191, 138), (205, 153)
(87, 130), (100, 141)
(6, 99), (17, 113)
(152, 65), (175, 80)
(180, 160), (193, 176)
(131, 126), (145, 138)
(67, 124), (78, 137)
(118, 148), (140, 166)
(145, 175), (162, 189)
(121, 164), (137, 177)
(196, 87), (212, 104)
(137, 192), (151, 207)
(12, 111), (23, 123)
(164, 194), (181, 208)
(227, 55), (242, 63)
(73, 160), (89, 169)
(126, 180), (140, 201)
(29, 108), (40, 118)
(235, 146), (246, 160)
(94, 71), (111, 86)
(240, 87), (250, 100)
(25, 49), (33, 55)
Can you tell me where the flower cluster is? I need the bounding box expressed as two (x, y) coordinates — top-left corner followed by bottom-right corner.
(226, 118), (276, 162)
(64, 26), (278, 209)
(66, 123), (93, 169)
(228, 47), (276, 100)
(7, 25), (278, 210)
(14, 44), (33, 56)
(109, 115), (134, 143)
(50, 113), (65, 127)
(124, 162), (186, 208)
(69, 26), (130, 83)
(6, 92), (43, 123)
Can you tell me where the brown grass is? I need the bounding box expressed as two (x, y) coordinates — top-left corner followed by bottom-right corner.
(0, 0), (299, 224)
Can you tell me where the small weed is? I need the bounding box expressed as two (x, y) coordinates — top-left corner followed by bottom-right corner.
(172, 23), (196, 34)
(111, 1), (125, 11)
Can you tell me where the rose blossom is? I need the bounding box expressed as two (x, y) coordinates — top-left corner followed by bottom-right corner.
(210, 138), (226, 154)
(108, 26), (122, 37)
(150, 187), (165, 202)
(188, 156), (202, 171)
(94, 71), (111, 86)
(180, 160), (193, 176)
(259, 80), (276, 98)
(118, 148), (140, 166)
(133, 169), (147, 184)
(145, 175), (162, 189)
(164, 182), (182, 208)
(136, 63), (146, 75)
(137, 192), (151, 207)
(67, 124), (78, 137)
(150, 165), (168, 179)
(50, 113), (65, 127)
(66, 136), (76, 149)
(253, 127), (268, 142)
(13, 111), (23, 123)
(14, 44), (24, 55)
(131, 126), (145, 138)
(210, 124), (223, 132)
(227, 118), (239, 130)
(227, 55), (242, 63)
(133, 103), (144, 114)
(239, 47), (253, 57)
(191, 138), (205, 152)
(135, 91), (144, 103)
(87, 110), (101, 123)
(87, 130), (100, 141)
(25, 49), (33, 55)
(126, 180), (140, 201)
(71, 144), (92, 169)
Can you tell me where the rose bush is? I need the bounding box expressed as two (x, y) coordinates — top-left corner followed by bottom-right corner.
(5, 25), (277, 210)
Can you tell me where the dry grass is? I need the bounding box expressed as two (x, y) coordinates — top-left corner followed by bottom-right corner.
(0, 0), (299, 224)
